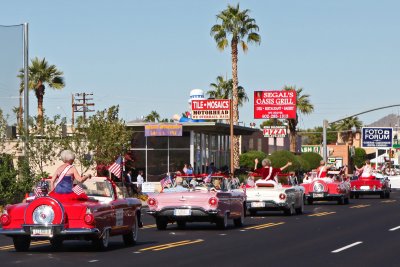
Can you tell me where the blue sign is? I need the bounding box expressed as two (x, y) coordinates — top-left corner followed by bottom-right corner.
(361, 127), (393, 148)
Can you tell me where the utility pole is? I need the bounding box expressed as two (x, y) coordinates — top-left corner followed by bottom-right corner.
(72, 93), (95, 124)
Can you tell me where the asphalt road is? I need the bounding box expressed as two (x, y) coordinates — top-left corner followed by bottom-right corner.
(1, 191), (400, 267)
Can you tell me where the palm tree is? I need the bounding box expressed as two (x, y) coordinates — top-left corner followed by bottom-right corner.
(207, 75), (249, 120)
(283, 85), (314, 152)
(18, 57), (65, 129)
(144, 110), (160, 122)
(334, 117), (363, 145)
(211, 4), (261, 168)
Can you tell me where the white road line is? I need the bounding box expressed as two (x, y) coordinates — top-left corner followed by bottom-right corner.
(331, 241), (363, 253)
(88, 260), (99, 263)
(389, 226), (400, 231)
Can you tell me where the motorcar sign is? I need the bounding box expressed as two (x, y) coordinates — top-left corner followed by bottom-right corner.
(361, 127), (393, 148)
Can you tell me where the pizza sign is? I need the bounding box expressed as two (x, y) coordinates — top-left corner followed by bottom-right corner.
(263, 126), (288, 138)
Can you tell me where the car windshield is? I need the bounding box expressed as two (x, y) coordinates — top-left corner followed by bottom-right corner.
(82, 179), (113, 198)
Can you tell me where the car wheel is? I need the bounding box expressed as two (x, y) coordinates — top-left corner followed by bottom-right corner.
(249, 210), (257, 217)
(216, 212), (228, 229)
(156, 217), (168, 230)
(13, 236), (31, 252)
(176, 220), (186, 229)
(306, 198), (313, 205)
(284, 204), (295, 216)
(350, 192), (354, 199)
(295, 197), (305, 214)
(50, 237), (63, 250)
(93, 229), (110, 250)
(337, 196), (345, 205)
(386, 191), (391, 199)
(344, 197), (350, 205)
(123, 214), (138, 246)
(355, 194), (359, 199)
(233, 207), (245, 227)
(380, 192), (385, 199)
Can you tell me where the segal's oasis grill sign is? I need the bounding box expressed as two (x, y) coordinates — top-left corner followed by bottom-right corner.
(361, 127), (393, 148)
(145, 124), (182, 137)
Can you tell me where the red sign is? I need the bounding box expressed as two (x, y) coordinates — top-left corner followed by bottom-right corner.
(263, 126), (288, 138)
(191, 99), (231, 120)
(254, 90), (297, 119)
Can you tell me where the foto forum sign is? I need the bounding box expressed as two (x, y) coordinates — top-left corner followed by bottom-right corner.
(254, 90), (296, 119)
(361, 127), (393, 148)
(191, 99), (230, 120)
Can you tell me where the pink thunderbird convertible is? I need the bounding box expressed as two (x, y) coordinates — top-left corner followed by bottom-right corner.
(147, 175), (246, 230)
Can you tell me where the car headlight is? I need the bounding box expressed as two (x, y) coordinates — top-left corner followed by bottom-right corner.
(33, 205), (55, 225)
(313, 182), (324, 192)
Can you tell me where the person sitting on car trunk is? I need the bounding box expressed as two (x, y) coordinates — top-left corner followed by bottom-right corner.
(254, 158), (292, 182)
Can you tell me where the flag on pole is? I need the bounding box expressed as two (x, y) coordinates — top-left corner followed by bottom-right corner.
(34, 186), (44, 198)
(160, 174), (172, 188)
(108, 156), (123, 178)
(204, 174), (212, 183)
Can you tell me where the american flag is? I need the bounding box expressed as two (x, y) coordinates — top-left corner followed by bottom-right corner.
(34, 186), (44, 198)
(203, 174), (212, 183)
(72, 184), (85, 195)
(108, 156), (123, 178)
(160, 175), (172, 188)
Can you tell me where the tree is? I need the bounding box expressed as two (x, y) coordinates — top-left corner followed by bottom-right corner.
(207, 75), (248, 122)
(76, 106), (131, 168)
(18, 57), (65, 128)
(239, 150), (267, 169)
(0, 109), (7, 152)
(211, 4), (261, 169)
(353, 147), (367, 169)
(144, 110), (161, 123)
(16, 115), (67, 177)
(259, 119), (284, 129)
(283, 85), (314, 152)
(334, 116), (363, 145)
(301, 126), (337, 145)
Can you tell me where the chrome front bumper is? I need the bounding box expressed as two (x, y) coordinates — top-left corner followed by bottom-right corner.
(0, 224), (100, 237)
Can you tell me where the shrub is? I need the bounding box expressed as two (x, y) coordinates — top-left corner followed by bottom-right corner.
(299, 152), (322, 171)
(353, 147), (367, 168)
(240, 150), (267, 169)
(268, 150), (299, 173)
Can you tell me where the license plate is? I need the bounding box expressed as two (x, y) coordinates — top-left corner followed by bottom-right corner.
(360, 186), (370, 190)
(31, 227), (52, 237)
(174, 209), (191, 216)
(313, 193), (324, 198)
(251, 202), (265, 208)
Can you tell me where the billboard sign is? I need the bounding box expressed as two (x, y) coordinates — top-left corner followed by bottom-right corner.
(254, 90), (297, 119)
(263, 126), (287, 138)
(191, 99), (230, 120)
(361, 127), (393, 148)
(145, 124), (183, 137)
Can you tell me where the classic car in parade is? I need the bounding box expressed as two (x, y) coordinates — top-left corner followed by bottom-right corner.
(301, 171), (351, 205)
(350, 172), (391, 199)
(147, 174), (246, 230)
(0, 177), (142, 251)
(245, 174), (305, 216)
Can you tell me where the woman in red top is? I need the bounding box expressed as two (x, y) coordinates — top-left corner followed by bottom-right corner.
(315, 160), (333, 178)
(254, 158), (292, 181)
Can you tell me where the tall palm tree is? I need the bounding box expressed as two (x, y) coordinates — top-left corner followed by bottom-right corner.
(211, 4), (260, 168)
(283, 85), (314, 152)
(334, 117), (363, 145)
(19, 57), (65, 129)
(144, 110), (160, 122)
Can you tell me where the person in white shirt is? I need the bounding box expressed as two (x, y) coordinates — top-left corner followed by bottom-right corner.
(136, 170), (144, 192)
(356, 160), (374, 178)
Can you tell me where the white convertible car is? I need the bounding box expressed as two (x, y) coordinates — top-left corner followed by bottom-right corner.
(245, 175), (305, 216)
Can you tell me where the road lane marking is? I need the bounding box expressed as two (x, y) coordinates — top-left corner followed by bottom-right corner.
(138, 239), (203, 252)
(350, 204), (370, 209)
(331, 241), (363, 253)
(153, 239), (203, 251)
(0, 240), (50, 251)
(88, 260), (99, 263)
(381, 200), (396, 203)
(141, 224), (156, 229)
(244, 222), (285, 230)
(389, 226), (400, 231)
(308, 211), (336, 217)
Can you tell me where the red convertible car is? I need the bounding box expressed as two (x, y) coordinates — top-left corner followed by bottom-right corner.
(301, 171), (350, 205)
(0, 177), (142, 251)
(350, 172), (391, 199)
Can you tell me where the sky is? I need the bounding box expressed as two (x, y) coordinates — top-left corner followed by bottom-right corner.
(1, 0), (400, 130)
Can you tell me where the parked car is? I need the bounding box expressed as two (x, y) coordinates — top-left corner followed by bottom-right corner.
(147, 174), (245, 230)
(301, 171), (350, 205)
(350, 172), (391, 199)
(245, 174), (305, 216)
(0, 177), (142, 251)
